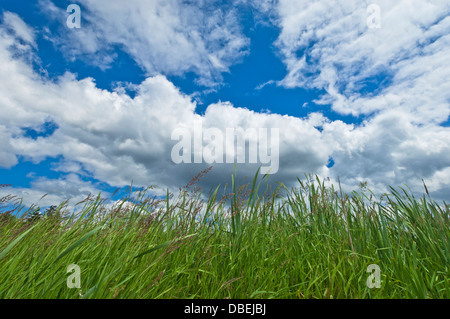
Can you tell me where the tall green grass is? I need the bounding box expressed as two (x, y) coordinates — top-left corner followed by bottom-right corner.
(0, 170), (448, 299)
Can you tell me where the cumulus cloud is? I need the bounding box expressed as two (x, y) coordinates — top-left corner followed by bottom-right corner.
(0, 125), (18, 168)
(272, 0), (450, 122)
(39, 0), (249, 86)
(1, 5), (449, 206)
(251, 0), (450, 199)
(0, 16), (330, 202)
(0, 174), (105, 209)
(1, 11), (36, 47)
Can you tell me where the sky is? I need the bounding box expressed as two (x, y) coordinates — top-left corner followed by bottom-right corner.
(0, 0), (449, 209)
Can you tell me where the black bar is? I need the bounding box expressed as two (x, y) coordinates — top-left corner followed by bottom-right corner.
(0, 299), (447, 317)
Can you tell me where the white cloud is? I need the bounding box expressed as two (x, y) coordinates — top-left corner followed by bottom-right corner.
(1, 11), (36, 47)
(0, 125), (18, 168)
(271, 0), (450, 123)
(1, 7), (449, 206)
(39, 0), (249, 86)
(322, 110), (450, 196)
(243, 0), (450, 199)
(0, 17), (328, 197)
(0, 174), (105, 209)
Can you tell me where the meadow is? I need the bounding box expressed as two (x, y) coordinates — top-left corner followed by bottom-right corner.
(0, 169), (449, 299)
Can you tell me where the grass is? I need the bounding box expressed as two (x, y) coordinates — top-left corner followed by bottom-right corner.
(0, 169), (449, 299)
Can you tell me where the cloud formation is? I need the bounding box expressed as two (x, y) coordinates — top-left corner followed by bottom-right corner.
(274, 0), (450, 121)
(1, 2), (450, 207)
(269, 0), (450, 197)
(0, 15), (329, 205)
(39, 0), (249, 86)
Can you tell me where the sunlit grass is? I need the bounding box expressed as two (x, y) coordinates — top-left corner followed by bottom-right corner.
(0, 170), (448, 299)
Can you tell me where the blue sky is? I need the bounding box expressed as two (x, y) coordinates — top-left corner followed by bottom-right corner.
(0, 0), (449, 209)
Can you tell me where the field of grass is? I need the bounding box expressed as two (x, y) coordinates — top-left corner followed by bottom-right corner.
(0, 169), (449, 299)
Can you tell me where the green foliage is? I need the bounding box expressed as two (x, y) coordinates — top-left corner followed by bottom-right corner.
(0, 171), (448, 299)
(25, 206), (42, 223)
